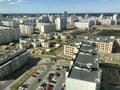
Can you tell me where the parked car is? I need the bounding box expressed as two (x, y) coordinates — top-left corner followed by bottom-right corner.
(48, 73), (54, 78)
(19, 82), (29, 90)
(41, 82), (47, 89)
(37, 78), (41, 82)
(56, 68), (61, 70)
(60, 87), (64, 90)
(55, 72), (60, 77)
(51, 76), (59, 83)
(46, 85), (54, 90)
(46, 77), (52, 82)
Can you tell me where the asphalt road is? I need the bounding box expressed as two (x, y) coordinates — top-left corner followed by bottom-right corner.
(1, 80), (14, 89)
(26, 62), (54, 90)
(53, 70), (65, 90)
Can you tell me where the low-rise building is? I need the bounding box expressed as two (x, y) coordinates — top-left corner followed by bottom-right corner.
(31, 41), (40, 47)
(64, 45), (78, 57)
(41, 41), (51, 48)
(64, 36), (115, 57)
(19, 38), (31, 49)
(86, 36), (115, 53)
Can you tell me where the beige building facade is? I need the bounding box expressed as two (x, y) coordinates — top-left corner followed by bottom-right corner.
(64, 45), (78, 57)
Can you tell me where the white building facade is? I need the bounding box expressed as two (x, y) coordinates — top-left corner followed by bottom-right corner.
(41, 23), (55, 33)
(19, 24), (34, 36)
(0, 27), (21, 44)
(74, 21), (92, 30)
(55, 17), (67, 30)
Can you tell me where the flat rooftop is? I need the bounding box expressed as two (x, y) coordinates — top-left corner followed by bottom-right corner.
(0, 49), (26, 66)
(68, 65), (99, 83)
(86, 36), (115, 43)
(68, 41), (99, 83)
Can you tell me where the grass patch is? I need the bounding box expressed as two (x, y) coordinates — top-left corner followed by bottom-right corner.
(99, 59), (106, 63)
(56, 56), (72, 61)
(45, 45), (64, 55)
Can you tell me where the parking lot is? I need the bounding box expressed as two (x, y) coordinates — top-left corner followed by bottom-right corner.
(2, 57), (66, 90)
(37, 71), (62, 90)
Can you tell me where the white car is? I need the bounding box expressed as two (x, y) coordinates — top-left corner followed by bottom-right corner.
(19, 82), (28, 90)
(51, 76), (59, 83)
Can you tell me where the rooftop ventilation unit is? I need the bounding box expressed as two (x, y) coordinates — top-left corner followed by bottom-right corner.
(87, 63), (93, 69)
(105, 38), (108, 41)
(73, 54), (76, 59)
(74, 66), (92, 72)
(77, 45), (80, 49)
(95, 58), (99, 63)
(96, 38), (100, 40)
(79, 42), (82, 45)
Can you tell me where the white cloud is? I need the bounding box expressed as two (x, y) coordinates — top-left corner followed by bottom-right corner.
(17, 0), (27, 3)
(0, 0), (27, 5)
(9, 2), (18, 5)
(0, 0), (10, 2)
(8, 0), (27, 5)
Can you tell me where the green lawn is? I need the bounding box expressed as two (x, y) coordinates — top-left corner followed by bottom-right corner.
(45, 45), (64, 55)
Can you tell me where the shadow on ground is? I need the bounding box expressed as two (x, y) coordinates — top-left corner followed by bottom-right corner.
(0, 57), (41, 81)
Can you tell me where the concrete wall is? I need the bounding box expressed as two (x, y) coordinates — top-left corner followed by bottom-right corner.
(66, 78), (96, 90)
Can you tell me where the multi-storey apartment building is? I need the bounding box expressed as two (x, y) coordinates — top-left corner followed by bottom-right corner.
(64, 44), (78, 57)
(1, 20), (18, 27)
(19, 24), (34, 36)
(55, 17), (67, 30)
(0, 49), (29, 79)
(0, 27), (21, 44)
(86, 36), (115, 53)
(66, 41), (102, 90)
(40, 23), (55, 34)
(74, 21), (93, 30)
(64, 36), (115, 57)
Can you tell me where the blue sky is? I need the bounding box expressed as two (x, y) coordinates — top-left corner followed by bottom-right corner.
(0, 0), (119, 13)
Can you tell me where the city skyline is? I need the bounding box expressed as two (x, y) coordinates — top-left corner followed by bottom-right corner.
(0, 0), (120, 13)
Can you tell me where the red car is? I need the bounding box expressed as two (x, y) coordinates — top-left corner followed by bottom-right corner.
(46, 77), (52, 82)
(46, 85), (54, 90)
